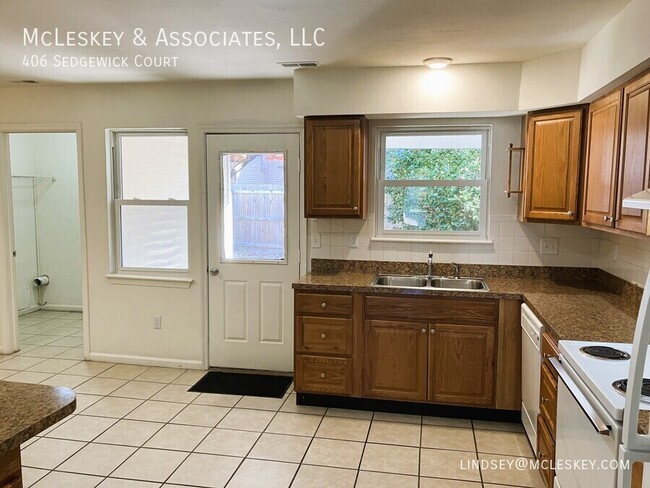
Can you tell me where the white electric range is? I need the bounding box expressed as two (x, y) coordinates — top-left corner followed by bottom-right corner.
(554, 340), (650, 488)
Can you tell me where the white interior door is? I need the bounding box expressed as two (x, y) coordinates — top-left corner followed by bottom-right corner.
(207, 133), (300, 372)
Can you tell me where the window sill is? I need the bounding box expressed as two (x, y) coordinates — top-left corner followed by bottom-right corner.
(371, 237), (493, 245)
(105, 274), (194, 289)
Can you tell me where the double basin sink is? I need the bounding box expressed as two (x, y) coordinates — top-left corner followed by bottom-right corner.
(372, 274), (489, 291)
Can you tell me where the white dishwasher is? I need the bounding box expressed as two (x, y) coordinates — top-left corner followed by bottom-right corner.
(521, 303), (544, 449)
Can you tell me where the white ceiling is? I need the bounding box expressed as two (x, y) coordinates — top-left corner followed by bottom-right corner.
(0, 0), (631, 84)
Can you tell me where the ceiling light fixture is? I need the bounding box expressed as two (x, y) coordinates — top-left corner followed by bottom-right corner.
(423, 57), (452, 69)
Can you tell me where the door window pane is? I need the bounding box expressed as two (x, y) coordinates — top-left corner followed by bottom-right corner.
(121, 205), (188, 269)
(221, 152), (286, 261)
(120, 135), (189, 200)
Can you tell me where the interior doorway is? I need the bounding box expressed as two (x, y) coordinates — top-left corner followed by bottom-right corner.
(8, 132), (84, 360)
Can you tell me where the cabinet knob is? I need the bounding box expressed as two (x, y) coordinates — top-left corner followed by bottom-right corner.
(430, 328), (435, 334)
(539, 452), (546, 459)
(353, 206), (358, 212)
(320, 333), (327, 340)
(321, 302), (327, 308)
(421, 328), (427, 334)
(565, 210), (574, 216)
(320, 372), (326, 379)
(604, 215), (612, 222)
(541, 397), (549, 403)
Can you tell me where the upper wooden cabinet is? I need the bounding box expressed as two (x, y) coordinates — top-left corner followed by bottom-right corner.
(520, 107), (585, 222)
(582, 90), (623, 228)
(304, 116), (368, 218)
(581, 70), (650, 237)
(616, 71), (650, 235)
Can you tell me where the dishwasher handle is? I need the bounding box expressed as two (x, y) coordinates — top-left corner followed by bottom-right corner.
(549, 357), (611, 436)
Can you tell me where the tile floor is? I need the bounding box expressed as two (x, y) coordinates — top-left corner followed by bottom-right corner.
(0, 310), (545, 488)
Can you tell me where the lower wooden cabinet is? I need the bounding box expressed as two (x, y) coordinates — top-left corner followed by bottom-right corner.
(429, 324), (495, 407)
(295, 355), (353, 395)
(362, 320), (496, 406)
(537, 414), (556, 487)
(362, 320), (428, 401)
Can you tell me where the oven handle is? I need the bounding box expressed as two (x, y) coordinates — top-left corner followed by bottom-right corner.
(549, 357), (611, 436)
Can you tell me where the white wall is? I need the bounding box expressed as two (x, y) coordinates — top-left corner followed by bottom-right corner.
(9, 133), (81, 311)
(593, 233), (650, 287)
(0, 80), (298, 366)
(294, 64), (523, 117)
(307, 116), (599, 268)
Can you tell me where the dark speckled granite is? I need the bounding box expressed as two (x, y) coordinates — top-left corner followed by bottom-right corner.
(295, 259), (643, 344)
(0, 381), (76, 454)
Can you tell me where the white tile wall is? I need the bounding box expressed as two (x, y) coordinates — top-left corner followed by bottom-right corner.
(593, 232), (650, 286)
(307, 213), (600, 270)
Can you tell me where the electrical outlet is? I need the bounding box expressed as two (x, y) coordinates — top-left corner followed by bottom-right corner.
(311, 233), (321, 248)
(153, 315), (162, 329)
(350, 234), (359, 248)
(540, 238), (559, 255)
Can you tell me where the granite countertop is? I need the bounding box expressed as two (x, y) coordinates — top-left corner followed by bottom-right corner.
(293, 260), (642, 344)
(0, 381), (76, 454)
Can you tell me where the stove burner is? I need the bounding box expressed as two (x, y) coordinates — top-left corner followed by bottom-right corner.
(580, 345), (631, 360)
(612, 379), (650, 397)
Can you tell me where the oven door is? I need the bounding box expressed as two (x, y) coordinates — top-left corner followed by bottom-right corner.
(552, 357), (621, 488)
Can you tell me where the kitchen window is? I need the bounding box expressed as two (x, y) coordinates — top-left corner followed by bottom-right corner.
(109, 131), (189, 272)
(375, 126), (491, 242)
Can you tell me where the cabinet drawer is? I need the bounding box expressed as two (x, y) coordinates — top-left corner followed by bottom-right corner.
(541, 333), (559, 379)
(537, 414), (555, 488)
(365, 295), (497, 325)
(295, 355), (352, 395)
(296, 293), (352, 316)
(540, 363), (558, 438)
(296, 316), (353, 355)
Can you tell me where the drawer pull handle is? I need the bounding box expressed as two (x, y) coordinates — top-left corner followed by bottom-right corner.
(320, 333), (327, 340)
(421, 328), (427, 334)
(541, 397), (549, 403)
(320, 372), (326, 379)
(321, 302), (327, 308)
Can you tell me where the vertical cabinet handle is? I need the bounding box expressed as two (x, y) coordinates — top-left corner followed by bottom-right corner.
(505, 143), (526, 198)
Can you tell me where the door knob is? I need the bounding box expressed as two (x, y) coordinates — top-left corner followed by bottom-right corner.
(209, 267), (220, 276)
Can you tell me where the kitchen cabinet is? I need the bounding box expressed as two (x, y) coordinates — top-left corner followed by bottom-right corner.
(616, 71), (650, 235)
(294, 291), (356, 396)
(580, 69), (650, 237)
(428, 323), (495, 406)
(304, 115), (368, 218)
(520, 106), (585, 222)
(537, 414), (556, 488)
(363, 320), (428, 401)
(538, 332), (559, 488)
(582, 90), (623, 227)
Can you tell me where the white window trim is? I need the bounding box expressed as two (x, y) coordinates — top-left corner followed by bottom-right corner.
(374, 124), (492, 243)
(107, 129), (190, 275)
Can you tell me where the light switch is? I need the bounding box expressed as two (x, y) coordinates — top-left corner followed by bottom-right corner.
(311, 233), (321, 248)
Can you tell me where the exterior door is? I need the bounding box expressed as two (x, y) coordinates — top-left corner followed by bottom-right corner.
(207, 133), (300, 371)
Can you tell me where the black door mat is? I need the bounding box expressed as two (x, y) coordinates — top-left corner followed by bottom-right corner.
(189, 371), (293, 398)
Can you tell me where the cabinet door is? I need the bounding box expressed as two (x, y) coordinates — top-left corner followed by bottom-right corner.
(523, 108), (584, 221)
(582, 91), (622, 227)
(362, 320), (427, 401)
(615, 72), (650, 234)
(305, 116), (367, 218)
(428, 324), (495, 407)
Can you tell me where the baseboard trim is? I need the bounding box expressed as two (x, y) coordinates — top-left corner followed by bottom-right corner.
(297, 393), (521, 423)
(18, 306), (40, 316)
(40, 305), (83, 312)
(89, 352), (203, 370)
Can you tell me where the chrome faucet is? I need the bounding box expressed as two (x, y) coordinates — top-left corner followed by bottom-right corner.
(451, 262), (461, 279)
(427, 251), (433, 277)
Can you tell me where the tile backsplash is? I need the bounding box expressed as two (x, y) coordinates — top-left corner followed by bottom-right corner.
(308, 214), (598, 268)
(307, 215), (650, 287)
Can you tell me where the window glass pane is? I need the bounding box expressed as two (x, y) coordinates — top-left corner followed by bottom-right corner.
(385, 134), (482, 181)
(221, 152), (286, 261)
(120, 135), (189, 200)
(121, 205), (188, 269)
(384, 186), (481, 232)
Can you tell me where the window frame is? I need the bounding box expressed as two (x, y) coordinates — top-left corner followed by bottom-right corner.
(375, 124), (492, 243)
(109, 129), (190, 274)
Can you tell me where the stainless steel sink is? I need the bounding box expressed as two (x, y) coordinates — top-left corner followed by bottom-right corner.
(430, 277), (488, 290)
(372, 275), (428, 287)
(371, 274), (489, 291)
